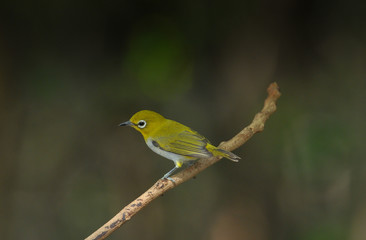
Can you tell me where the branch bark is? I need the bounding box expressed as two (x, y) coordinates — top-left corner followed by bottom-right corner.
(85, 82), (281, 240)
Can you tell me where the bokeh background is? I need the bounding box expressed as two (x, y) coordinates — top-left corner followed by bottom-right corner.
(1, 1), (365, 239)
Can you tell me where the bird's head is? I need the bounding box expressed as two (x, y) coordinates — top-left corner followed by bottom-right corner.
(119, 110), (166, 139)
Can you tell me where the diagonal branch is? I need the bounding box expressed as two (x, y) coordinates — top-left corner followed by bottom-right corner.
(85, 82), (281, 240)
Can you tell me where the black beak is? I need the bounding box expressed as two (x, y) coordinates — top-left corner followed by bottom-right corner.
(119, 121), (133, 127)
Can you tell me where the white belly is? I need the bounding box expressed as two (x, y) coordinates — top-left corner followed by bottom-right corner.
(146, 138), (189, 164)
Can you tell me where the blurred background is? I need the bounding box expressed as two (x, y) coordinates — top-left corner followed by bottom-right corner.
(1, 0), (365, 239)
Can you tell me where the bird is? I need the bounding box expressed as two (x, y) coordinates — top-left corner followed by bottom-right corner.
(119, 110), (240, 181)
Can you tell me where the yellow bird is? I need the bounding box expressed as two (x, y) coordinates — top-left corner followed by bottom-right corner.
(119, 110), (240, 180)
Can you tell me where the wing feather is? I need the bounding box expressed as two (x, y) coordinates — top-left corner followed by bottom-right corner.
(155, 130), (213, 159)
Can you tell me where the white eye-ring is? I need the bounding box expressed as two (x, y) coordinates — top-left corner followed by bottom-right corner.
(137, 120), (147, 129)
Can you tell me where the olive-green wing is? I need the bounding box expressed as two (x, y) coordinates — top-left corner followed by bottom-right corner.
(154, 130), (213, 159)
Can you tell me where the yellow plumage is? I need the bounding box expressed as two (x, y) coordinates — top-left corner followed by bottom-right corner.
(119, 110), (240, 180)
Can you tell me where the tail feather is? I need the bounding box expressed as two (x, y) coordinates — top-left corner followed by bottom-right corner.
(215, 148), (241, 162)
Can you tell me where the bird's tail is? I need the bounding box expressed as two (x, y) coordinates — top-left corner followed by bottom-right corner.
(214, 148), (241, 162)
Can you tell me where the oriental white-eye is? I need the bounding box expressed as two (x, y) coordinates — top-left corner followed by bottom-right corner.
(119, 110), (240, 181)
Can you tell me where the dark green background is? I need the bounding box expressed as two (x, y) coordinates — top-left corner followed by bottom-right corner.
(1, 1), (365, 239)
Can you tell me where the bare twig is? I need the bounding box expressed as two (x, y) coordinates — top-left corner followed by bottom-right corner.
(85, 82), (281, 240)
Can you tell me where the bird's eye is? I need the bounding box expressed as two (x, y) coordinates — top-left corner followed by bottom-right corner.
(137, 120), (147, 128)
